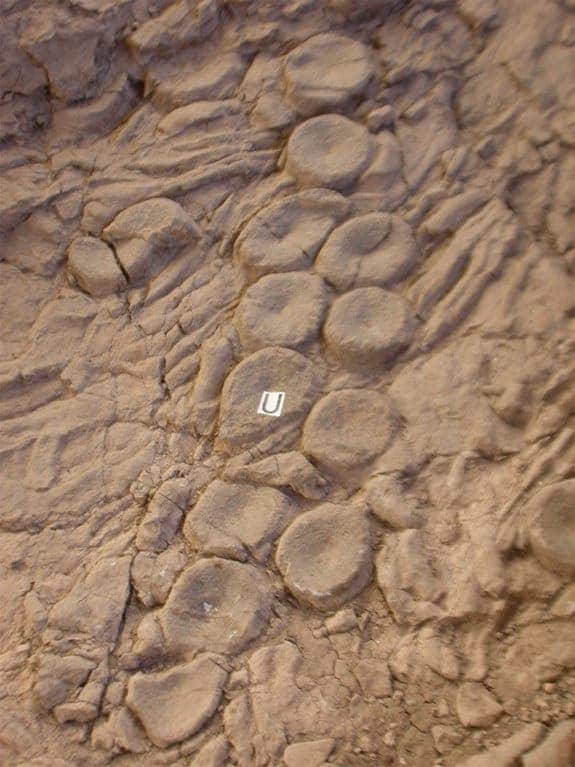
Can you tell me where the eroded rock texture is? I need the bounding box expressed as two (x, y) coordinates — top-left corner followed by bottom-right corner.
(1, 0), (575, 765)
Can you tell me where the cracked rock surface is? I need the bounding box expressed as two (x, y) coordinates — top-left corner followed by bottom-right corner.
(1, 0), (575, 765)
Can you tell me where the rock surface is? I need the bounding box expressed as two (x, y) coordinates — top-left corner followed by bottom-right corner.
(324, 287), (417, 366)
(234, 190), (349, 276)
(140, 558), (273, 658)
(235, 272), (328, 351)
(2, 0), (575, 764)
(315, 213), (419, 291)
(183, 479), (294, 561)
(284, 33), (375, 115)
(302, 389), (398, 479)
(126, 656), (227, 747)
(276, 503), (372, 609)
(526, 480), (575, 576)
(218, 346), (322, 452)
(286, 115), (372, 190)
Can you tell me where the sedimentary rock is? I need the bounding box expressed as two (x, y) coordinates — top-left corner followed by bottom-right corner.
(126, 656), (227, 747)
(323, 287), (417, 366)
(138, 558), (273, 657)
(276, 503), (372, 609)
(235, 272), (328, 351)
(183, 479), (294, 561)
(234, 190), (349, 276)
(218, 347), (322, 452)
(315, 213), (418, 291)
(302, 389), (398, 478)
(526, 480), (575, 576)
(284, 33), (375, 115)
(286, 115), (372, 190)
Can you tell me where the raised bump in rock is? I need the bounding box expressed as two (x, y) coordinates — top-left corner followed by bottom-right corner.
(103, 197), (201, 282)
(276, 503), (372, 610)
(315, 213), (418, 291)
(284, 33), (376, 116)
(323, 287), (417, 366)
(218, 346), (322, 452)
(183, 480), (295, 562)
(526, 479), (575, 576)
(126, 655), (227, 748)
(155, 558), (273, 656)
(302, 389), (398, 477)
(286, 115), (372, 191)
(235, 272), (328, 351)
(67, 236), (127, 297)
(234, 189), (349, 277)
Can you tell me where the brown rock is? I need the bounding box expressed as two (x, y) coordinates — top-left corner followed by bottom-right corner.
(67, 236), (126, 297)
(126, 656), (227, 748)
(284, 32), (375, 115)
(522, 719), (575, 767)
(183, 479), (294, 562)
(526, 480), (575, 576)
(235, 272), (328, 351)
(234, 189), (349, 277)
(456, 683), (503, 728)
(315, 213), (418, 291)
(286, 114), (372, 191)
(302, 389), (398, 479)
(218, 347), (322, 452)
(324, 287), (417, 366)
(276, 503), (372, 610)
(152, 558), (272, 657)
(283, 738), (335, 767)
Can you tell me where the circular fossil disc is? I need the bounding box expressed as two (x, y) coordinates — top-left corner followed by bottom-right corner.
(286, 114), (372, 191)
(276, 503), (372, 610)
(235, 272), (328, 351)
(323, 286), (417, 366)
(302, 388), (397, 475)
(526, 479), (575, 576)
(284, 32), (376, 116)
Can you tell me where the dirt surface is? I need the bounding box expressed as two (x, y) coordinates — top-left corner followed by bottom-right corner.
(1, 0), (575, 765)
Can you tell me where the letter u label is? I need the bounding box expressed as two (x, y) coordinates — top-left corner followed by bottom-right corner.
(257, 391), (285, 417)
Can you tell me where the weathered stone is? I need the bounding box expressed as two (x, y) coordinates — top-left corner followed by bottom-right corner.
(283, 738), (335, 767)
(276, 503), (372, 610)
(190, 734), (230, 767)
(131, 548), (186, 607)
(522, 719), (575, 767)
(152, 52), (244, 108)
(302, 389), (398, 478)
(49, 555), (131, 645)
(218, 347), (322, 452)
(353, 659), (393, 698)
(526, 480), (575, 576)
(126, 656), (227, 748)
(456, 723), (545, 767)
(456, 682), (503, 728)
(324, 287), (417, 366)
(234, 190), (349, 277)
(91, 707), (149, 754)
(67, 236), (126, 297)
(235, 272), (328, 351)
(494, 622), (575, 700)
(103, 198), (200, 282)
(33, 654), (96, 712)
(136, 477), (192, 553)
(315, 213), (418, 291)
(223, 451), (328, 500)
(184, 480), (294, 562)
(286, 115), (372, 191)
(284, 32), (375, 115)
(141, 558), (273, 657)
